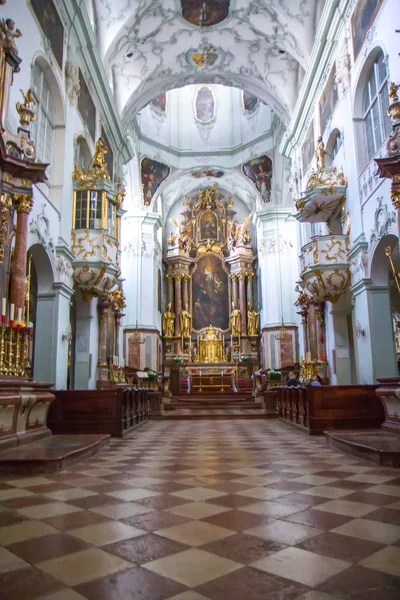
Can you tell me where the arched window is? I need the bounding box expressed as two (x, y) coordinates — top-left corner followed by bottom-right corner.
(30, 62), (55, 179)
(362, 51), (391, 162)
(74, 136), (91, 169)
(331, 131), (342, 160)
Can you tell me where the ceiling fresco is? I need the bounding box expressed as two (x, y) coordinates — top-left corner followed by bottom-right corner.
(92, 0), (322, 124)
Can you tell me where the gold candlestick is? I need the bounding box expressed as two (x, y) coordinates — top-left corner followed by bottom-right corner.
(0, 326), (5, 375)
(7, 327), (14, 375)
(15, 329), (22, 376)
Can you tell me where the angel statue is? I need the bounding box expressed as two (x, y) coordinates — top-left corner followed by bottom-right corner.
(230, 301), (241, 336)
(180, 304), (192, 338)
(247, 302), (259, 336)
(162, 302), (175, 338)
(314, 136), (326, 171)
(0, 19), (21, 54)
(169, 218), (191, 252)
(227, 216), (251, 252)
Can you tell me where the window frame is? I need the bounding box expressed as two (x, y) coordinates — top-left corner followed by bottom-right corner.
(30, 63), (55, 181)
(362, 53), (391, 163)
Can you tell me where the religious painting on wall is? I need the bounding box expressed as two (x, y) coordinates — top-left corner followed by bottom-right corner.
(301, 120), (315, 172)
(351, 0), (382, 61)
(195, 86), (216, 123)
(30, 0), (64, 68)
(243, 90), (259, 113)
(101, 127), (114, 179)
(78, 70), (96, 141)
(199, 210), (219, 241)
(141, 157), (170, 206)
(192, 168), (224, 178)
(319, 64), (338, 136)
(181, 0), (230, 27)
(150, 92), (167, 115)
(128, 334), (141, 370)
(192, 254), (229, 331)
(243, 155), (273, 203)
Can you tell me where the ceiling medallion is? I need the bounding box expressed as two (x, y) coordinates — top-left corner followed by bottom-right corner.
(180, 1), (230, 28)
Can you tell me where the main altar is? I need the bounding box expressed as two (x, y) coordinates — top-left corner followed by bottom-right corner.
(162, 184), (260, 393)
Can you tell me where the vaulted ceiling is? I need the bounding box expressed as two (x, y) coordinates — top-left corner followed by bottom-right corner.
(91, 0), (325, 126)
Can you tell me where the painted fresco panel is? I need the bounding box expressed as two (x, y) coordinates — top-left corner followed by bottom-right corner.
(301, 120), (315, 172)
(199, 210), (218, 241)
(319, 65), (338, 136)
(30, 0), (64, 68)
(181, 0), (230, 27)
(351, 0), (383, 60)
(78, 71), (96, 141)
(192, 254), (229, 331)
(101, 127), (114, 179)
(243, 155), (272, 203)
(141, 158), (170, 206)
(150, 92), (167, 114)
(243, 90), (259, 113)
(195, 86), (215, 123)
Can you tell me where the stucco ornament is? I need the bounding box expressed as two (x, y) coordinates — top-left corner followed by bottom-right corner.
(29, 204), (54, 253)
(335, 46), (351, 99)
(56, 255), (74, 288)
(65, 61), (80, 106)
(369, 197), (396, 245)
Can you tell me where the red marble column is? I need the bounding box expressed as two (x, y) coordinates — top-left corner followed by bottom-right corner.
(167, 275), (174, 306)
(98, 301), (111, 366)
(10, 194), (33, 313)
(182, 276), (189, 311)
(231, 275), (238, 308)
(239, 273), (247, 335)
(174, 275), (182, 336)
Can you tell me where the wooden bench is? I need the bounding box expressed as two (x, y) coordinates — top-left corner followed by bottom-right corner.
(49, 388), (149, 438)
(276, 385), (384, 435)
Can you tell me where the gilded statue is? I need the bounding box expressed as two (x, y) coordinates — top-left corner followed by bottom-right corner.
(230, 302), (241, 336)
(0, 19), (21, 54)
(169, 218), (191, 252)
(315, 136), (326, 170)
(180, 305), (192, 338)
(194, 184), (223, 211)
(162, 302), (175, 338)
(92, 138), (109, 179)
(227, 215), (251, 251)
(389, 81), (400, 103)
(247, 302), (259, 336)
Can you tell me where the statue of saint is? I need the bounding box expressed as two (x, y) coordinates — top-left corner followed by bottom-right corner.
(230, 302), (241, 336)
(247, 302), (259, 336)
(162, 302), (175, 338)
(314, 136), (326, 170)
(180, 305), (192, 338)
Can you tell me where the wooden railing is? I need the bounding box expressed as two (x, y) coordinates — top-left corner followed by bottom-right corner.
(276, 385), (384, 435)
(49, 388), (150, 438)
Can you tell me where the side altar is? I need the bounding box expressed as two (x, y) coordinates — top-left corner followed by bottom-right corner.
(162, 185), (260, 384)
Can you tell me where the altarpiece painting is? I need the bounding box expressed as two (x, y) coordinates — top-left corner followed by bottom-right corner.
(192, 254), (229, 331)
(199, 210), (219, 241)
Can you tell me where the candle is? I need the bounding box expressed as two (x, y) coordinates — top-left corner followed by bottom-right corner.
(1, 297), (6, 316)
(121, 358), (124, 368)
(17, 308), (22, 324)
(9, 303), (14, 322)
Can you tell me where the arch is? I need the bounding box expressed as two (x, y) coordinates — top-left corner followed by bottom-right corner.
(122, 71), (291, 128)
(30, 52), (65, 127)
(74, 134), (93, 168)
(28, 243), (55, 294)
(325, 127), (343, 166)
(369, 234), (399, 286)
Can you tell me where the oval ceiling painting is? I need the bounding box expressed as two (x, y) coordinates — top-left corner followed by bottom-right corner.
(195, 86), (216, 124)
(181, 1), (230, 27)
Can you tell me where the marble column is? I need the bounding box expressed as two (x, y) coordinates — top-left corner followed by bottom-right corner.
(10, 194), (33, 313)
(301, 314), (309, 356)
(167, 275), (174, 307)
(98, 301), (110, 367)
(307, 303), (318, 359)
(315, 303), (326, 360)
(231, 275), (238, 309)
(182, 276), (189, 311)
(238, 274), (247, 336)
(247, 275), (254, 309)
(174, 275), (182, 336)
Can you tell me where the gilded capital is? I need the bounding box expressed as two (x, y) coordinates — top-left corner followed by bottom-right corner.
(13, 193), (33, 214)
(391, 189), (400, 210)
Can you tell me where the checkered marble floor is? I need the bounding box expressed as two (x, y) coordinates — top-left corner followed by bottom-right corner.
(0, 420), (400, 599)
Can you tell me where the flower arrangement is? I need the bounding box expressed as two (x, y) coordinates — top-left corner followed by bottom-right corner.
(239, 354), (249, 363)
(173, 356), (182, 364)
